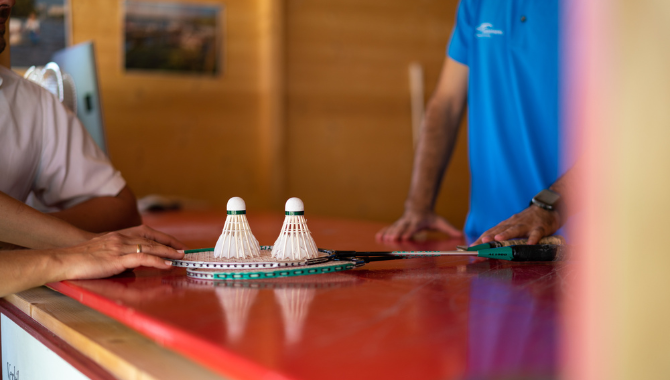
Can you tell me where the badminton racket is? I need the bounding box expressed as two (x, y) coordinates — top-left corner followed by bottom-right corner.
(175, 245), (566, 280)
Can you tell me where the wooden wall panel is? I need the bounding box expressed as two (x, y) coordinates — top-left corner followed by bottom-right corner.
(70, 0), (267, 209)
(284, 0), (469, 226)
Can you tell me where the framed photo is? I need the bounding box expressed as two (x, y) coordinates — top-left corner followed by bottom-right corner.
(9, 0), (70, 68)
(124, 1), (222, 76)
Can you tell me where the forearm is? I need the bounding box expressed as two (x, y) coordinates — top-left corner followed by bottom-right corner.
(0, 250), (64, 297)
(0, 192), (93, 249)
(51, 186), (142, 233)
(404, 58), (468, 214)
(547, 160), (582, 223)
(405, 99), (465, 213)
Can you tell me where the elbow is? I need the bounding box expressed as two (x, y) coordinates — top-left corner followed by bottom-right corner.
(124, 207), (143, 228)
(117, 186), (143, 228)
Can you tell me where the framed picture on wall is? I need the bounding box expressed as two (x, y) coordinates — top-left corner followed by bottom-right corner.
(123, 1), (222, 76)
(9, 0), (70, 68)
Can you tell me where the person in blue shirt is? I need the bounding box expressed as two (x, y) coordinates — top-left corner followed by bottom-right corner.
(377, 0), (571, 244)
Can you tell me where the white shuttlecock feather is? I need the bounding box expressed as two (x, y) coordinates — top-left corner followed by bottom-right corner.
(214, 197), (261, 259)
(271, 197), (319, 260)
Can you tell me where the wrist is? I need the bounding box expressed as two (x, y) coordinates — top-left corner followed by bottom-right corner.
(77, 230), (98, 244)
(19, 249), (69, 286)
(548, 186), (568, 222)
(53, 228), (96, 248)
(530, 203), (563, 226)
(42, 249), (72, 283)
(404, 199), (433, 215)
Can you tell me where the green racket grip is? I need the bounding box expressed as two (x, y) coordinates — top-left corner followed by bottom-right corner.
(477, 244), (566, 261)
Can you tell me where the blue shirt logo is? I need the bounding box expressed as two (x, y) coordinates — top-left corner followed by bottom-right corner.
(476, 23), (503, 38)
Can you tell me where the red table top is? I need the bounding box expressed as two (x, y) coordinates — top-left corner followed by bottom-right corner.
(49, 210), (564, 380)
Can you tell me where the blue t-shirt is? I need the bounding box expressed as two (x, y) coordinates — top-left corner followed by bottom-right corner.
(448, 0), (560, 241)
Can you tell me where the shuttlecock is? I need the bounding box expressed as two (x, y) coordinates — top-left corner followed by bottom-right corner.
(271, 197), (319, 260)
(214, 197), (261, 259)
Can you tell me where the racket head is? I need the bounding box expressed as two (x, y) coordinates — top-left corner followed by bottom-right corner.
(172, 246), (336, 269)
(186, 260), (357, 281)
(173, 246), (358, 280)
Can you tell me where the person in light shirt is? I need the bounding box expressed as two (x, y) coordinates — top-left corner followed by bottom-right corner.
(0, 0), (185, 297)
(1, 3), (143, 238)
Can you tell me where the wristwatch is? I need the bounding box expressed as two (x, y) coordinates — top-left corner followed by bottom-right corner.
(530, 189), (562, 211)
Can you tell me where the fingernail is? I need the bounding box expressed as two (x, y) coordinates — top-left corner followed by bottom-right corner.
(165, 260), (173, 266)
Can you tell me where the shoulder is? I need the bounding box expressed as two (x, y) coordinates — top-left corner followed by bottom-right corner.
(456, 0), (482, 12)
(0, 66), (57, 107)
(454, 0), (484, 27)
(0, 67), (74, 147)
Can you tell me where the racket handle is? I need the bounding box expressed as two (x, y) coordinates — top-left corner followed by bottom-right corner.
(477, 245), (566, 261)
(464, 235), (566, 251)
(332, 251), (360, 257)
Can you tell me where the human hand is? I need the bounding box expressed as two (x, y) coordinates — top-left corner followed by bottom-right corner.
(112, 224), (188, 250)
(376, 210), (463, 242)
(53, 231), (185, 281)
(473, 205), (561, 246)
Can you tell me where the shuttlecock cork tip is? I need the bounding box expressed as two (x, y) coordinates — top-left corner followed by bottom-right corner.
(227, 197), (246, 214)
(285, 197), (304, 214)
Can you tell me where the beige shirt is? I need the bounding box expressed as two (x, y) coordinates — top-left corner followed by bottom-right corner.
(0, 66), (125, 209)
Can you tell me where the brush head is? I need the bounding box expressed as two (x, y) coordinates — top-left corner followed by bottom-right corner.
(227, 197), (246, 212)
(285, 197), (304, 213)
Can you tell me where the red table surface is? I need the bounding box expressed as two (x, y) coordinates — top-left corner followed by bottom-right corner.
(49, 210), (565, 380)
